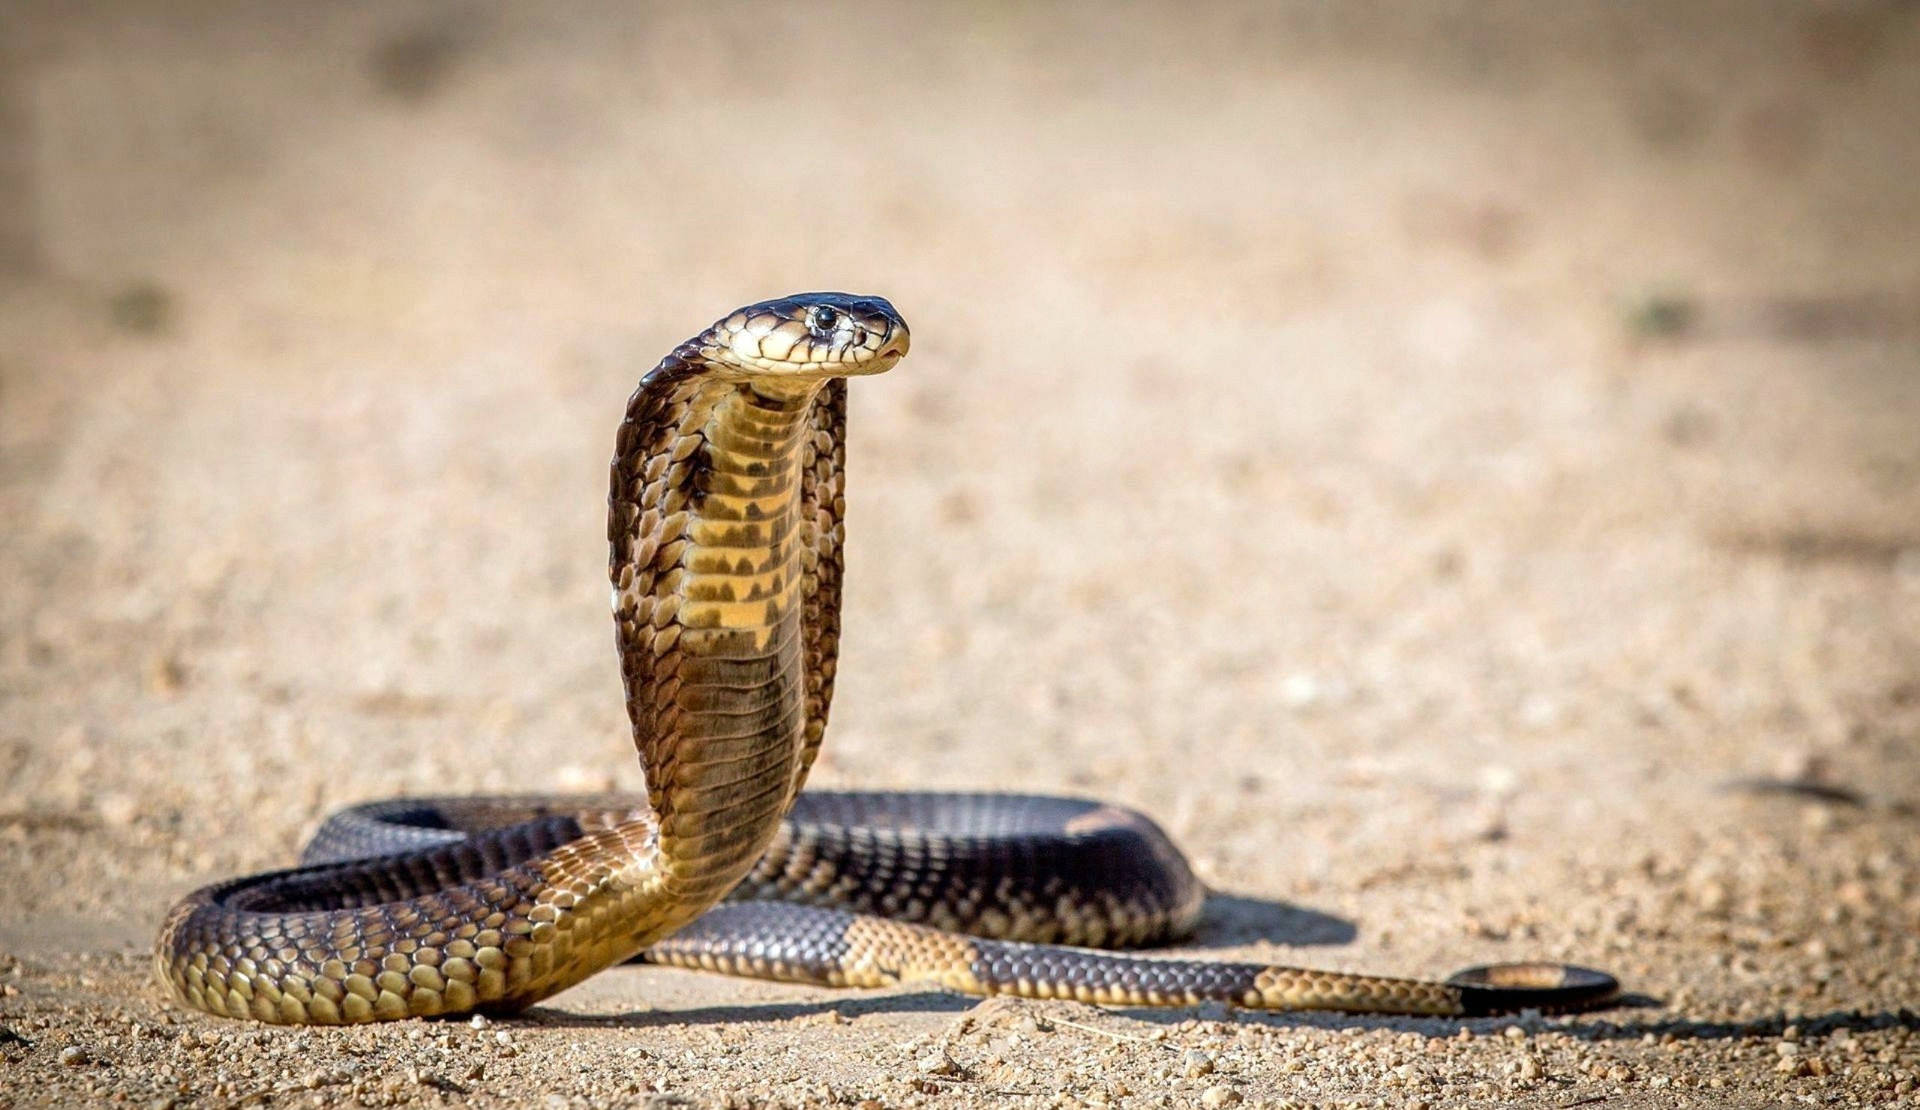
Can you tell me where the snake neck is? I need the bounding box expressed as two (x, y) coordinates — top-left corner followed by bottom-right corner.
(610, 358), (822, 912)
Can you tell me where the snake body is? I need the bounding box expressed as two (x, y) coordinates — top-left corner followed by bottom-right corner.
(155, 294), (1617, 1023)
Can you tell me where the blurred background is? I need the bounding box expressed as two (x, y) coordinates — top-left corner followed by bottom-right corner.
(1, 0), (1918, 1098)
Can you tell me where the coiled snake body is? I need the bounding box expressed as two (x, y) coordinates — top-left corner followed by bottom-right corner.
(155, 294), (1617, 1023)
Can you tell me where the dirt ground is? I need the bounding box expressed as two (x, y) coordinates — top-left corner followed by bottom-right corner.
(3, 2), (1919, 1107)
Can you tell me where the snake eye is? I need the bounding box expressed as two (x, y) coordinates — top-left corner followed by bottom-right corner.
(806, 306), (840, 338)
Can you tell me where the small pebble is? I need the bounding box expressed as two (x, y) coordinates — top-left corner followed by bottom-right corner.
(96, 793), (139, 828)
(58, 1046), (88, 1067)
(1183, 1049), (1216, 1078)
(918, 1048), (958, 1076)
(144, 653), (186, 695)
(1279, 673), (1321, 709)
(1199, 1084), (1242, 1108)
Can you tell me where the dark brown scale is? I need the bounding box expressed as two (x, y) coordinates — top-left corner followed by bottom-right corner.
(968, 942), (1256, 1000)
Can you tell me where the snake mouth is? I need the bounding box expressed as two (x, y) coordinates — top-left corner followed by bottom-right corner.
(875, 325), (910, 362)
(840, 322), (909, 376)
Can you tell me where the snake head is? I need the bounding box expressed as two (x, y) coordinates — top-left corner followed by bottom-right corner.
(699, 293), (910, 379)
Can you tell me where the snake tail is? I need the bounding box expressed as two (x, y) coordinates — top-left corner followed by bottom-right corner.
(647, 903), (1617, 1016)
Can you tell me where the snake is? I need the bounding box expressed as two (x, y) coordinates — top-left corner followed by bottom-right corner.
(154, 293), (1618, 1024)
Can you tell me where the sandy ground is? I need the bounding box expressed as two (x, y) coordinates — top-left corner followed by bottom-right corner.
(3, 2), (1920, 1107)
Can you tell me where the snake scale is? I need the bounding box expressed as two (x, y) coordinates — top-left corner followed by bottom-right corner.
(155, 293), (1618, 1024)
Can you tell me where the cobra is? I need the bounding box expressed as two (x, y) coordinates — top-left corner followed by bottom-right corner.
(154, 293), (1617, 1023)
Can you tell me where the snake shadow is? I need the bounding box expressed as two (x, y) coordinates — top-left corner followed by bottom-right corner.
(1191, 889), (1356, 947)
(521, 992), (1673, 1034)
(522, 996), (1914, 1056)
(1136, 1003), (1916, 1040)
(523, 990), (977, 1029)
